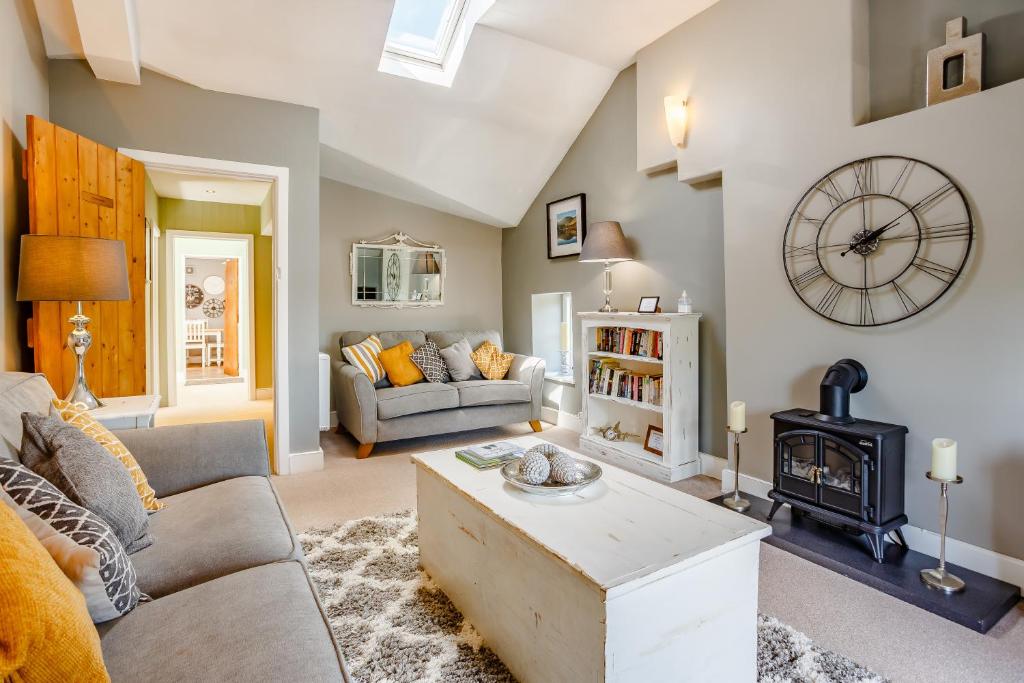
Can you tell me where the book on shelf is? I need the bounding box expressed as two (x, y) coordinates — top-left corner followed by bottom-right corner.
(594, 327), (663, 359)
(588, 359), (663, 406)
(455, 442), (524, 470)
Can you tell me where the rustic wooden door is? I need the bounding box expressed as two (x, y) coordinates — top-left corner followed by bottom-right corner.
(223, 258), (239, 376)
(25, 115), (147, 398)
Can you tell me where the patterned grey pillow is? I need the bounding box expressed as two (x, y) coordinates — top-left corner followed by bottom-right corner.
(410, 340), (451, 383)
(0, 460), (142, 621)
(20, 412), (152, 554)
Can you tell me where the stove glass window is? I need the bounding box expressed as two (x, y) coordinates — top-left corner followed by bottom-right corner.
(821, 438), (861, 494)
(781, 433), (816, 482)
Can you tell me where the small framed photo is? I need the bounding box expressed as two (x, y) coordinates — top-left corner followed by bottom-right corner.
(546, 193), (587, 259)
(644, 425), (664, 456)
(637, 296), (660, 313)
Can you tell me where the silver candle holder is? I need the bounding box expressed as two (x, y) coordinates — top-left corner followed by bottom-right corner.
(723, 427), (750, 513)
(920, 471), (965, 593)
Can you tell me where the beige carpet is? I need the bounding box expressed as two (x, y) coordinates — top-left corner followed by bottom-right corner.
(274, 424), (1024, 682)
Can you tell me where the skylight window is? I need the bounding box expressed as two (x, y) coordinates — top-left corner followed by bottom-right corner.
(379, 0), (494, 87)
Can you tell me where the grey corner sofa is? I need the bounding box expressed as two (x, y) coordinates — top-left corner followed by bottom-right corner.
(0, 372), (350, 682)
(332, 329), (546, 458)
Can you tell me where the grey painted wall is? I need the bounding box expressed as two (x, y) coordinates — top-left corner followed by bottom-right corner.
(870, 0), (1024, 121)
(502, 66), (728, 458)
(1, 0), (48, 372)
(637, 0), (1024, 559)
(48, 60), (321, 456)
(319, 177), (503, 393)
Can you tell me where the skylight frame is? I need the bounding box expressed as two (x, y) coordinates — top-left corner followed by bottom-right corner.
(383, 0), (469, 70)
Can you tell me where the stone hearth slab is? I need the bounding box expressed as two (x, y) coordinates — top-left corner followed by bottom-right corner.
(710, 494), (1020, 633)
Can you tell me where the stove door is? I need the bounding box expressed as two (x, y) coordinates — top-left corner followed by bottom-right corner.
(819, 435), (867, 518)
(775, 430), (819, 504)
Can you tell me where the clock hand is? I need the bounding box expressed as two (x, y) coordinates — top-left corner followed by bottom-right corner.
(841, 183), (953, 257)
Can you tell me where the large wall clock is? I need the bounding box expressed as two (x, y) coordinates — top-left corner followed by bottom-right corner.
(783, 155), (973, 326)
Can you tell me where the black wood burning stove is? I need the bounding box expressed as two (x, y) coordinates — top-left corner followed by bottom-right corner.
(768, 359), (909, 563)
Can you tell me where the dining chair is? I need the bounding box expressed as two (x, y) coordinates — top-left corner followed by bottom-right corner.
(185, 319), (209, 367)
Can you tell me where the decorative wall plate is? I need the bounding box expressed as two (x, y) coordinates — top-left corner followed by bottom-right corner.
(202, 297), (225, 319)
(203, 275), (226, 296)
(185, 284), (204, 309)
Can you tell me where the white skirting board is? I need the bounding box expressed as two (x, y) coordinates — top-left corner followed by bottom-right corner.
(717, 467), (1024, 591)
(289, 448), (324, 473)
(329, 410), (339, 430)
(540, 406), (582, 432)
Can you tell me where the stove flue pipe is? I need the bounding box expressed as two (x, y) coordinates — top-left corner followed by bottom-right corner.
(815, 359), (868, 424)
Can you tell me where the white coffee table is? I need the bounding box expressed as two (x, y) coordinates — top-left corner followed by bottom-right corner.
(412, 435), (771, 683)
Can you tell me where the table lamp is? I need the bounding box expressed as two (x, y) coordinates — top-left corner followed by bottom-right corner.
(17, 235), (130, 408)
(579, 221), (633, 312)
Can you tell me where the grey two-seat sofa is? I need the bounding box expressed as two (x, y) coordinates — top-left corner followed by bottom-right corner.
(0, 372), (349, 682)
(333, 329), (546, 458)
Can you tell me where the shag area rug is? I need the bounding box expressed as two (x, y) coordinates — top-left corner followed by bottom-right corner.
(299, 510), (886, 683)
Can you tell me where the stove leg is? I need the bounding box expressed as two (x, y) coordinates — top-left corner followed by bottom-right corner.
(893, 527), (908, 548)
(866, 532), (885, 563)
(767, 500), (784, 521)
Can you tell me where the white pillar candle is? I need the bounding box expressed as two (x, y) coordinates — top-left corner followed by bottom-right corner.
(931, 438), (957, 481)
(559, 322), (571, 352)
(729, 401), (746, 432)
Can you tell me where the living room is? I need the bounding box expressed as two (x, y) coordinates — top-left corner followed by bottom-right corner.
(2, 1), (1022, 681)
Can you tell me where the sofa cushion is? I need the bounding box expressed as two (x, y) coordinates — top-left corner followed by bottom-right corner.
(376, 383), (459, 420)
(20, 412), (153, 554)
(378, 340), (424, 387)
(451, 380), (531, 407)
(99, 561), (345, 682)
(439, 338), (482, 382)
(0, 373), (56, 462)
(427, 329), (502, 352)
(130, 476), (298, 599)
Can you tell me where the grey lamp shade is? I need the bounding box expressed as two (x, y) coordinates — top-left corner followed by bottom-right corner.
(17, 235), (130, 302)
(579, 221), (633, 262)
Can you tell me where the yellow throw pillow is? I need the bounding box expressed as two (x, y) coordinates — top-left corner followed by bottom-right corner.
(0, 503), (110, 683)
(378, 341), (425, 387)
(52, 399), (164, 511)
(471, 341), (515, 380)
(341, 334), (386, 383)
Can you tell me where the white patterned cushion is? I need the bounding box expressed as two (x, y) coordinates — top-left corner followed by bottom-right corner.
(0, 460), (142, 622)
(341, 334), (386, 383)
(409, 340), (451, 383)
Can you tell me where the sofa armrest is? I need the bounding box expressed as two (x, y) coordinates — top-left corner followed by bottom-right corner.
(508, 354), (545, 420)
(332, 360), (378, 444)
(113, 420), (270, 497)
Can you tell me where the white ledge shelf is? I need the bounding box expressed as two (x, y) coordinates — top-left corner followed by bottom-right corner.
(588, 350), (663, 364)
(588, 392), (662, 413)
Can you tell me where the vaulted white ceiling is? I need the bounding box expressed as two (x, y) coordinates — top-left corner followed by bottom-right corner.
(33, 0), (719, 227)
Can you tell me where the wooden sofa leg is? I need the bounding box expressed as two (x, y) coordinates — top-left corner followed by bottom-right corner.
(529, 420), (542, 433)
(356, 443), (374, 459)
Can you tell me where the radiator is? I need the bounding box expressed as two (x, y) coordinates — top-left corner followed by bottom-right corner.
(318, 352), (330, 431)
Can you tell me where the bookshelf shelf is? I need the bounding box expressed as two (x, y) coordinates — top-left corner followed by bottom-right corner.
(587, 351), (663, 364)
(588, 393), (662, 413)
(578, 312), (702, 483)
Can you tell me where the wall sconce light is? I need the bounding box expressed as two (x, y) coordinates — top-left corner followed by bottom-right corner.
(664, 95), (688, 147)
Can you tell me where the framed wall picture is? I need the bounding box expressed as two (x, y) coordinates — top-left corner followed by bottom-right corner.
(638, 296), (660, 313)
(546, 193), (587, 259)
(644, 425), (664, 456)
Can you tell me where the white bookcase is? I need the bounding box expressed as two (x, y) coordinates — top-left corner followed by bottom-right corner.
(578, 312), (701, 483)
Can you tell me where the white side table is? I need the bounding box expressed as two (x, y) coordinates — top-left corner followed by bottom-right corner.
(89, 395), (161, 430)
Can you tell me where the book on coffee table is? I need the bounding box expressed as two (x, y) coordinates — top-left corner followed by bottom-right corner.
(455, 442), (524, 470)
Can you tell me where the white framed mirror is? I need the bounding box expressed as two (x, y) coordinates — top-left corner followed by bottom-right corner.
(350, 233), (445, 308)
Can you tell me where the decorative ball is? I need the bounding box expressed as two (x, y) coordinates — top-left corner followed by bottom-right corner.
(526, 443), (562, 461)
(519, 451), (551, 485)
(549, 453), (583, 485)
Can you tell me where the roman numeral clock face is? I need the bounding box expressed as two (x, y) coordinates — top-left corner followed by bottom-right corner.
(783, 156), (973, 326)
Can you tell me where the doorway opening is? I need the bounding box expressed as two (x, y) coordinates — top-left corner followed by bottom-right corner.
(171, 234), (254, 406)
(122, 148), (298, 473)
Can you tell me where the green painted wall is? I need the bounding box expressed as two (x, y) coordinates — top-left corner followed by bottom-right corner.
(157, 197), (273, 391)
